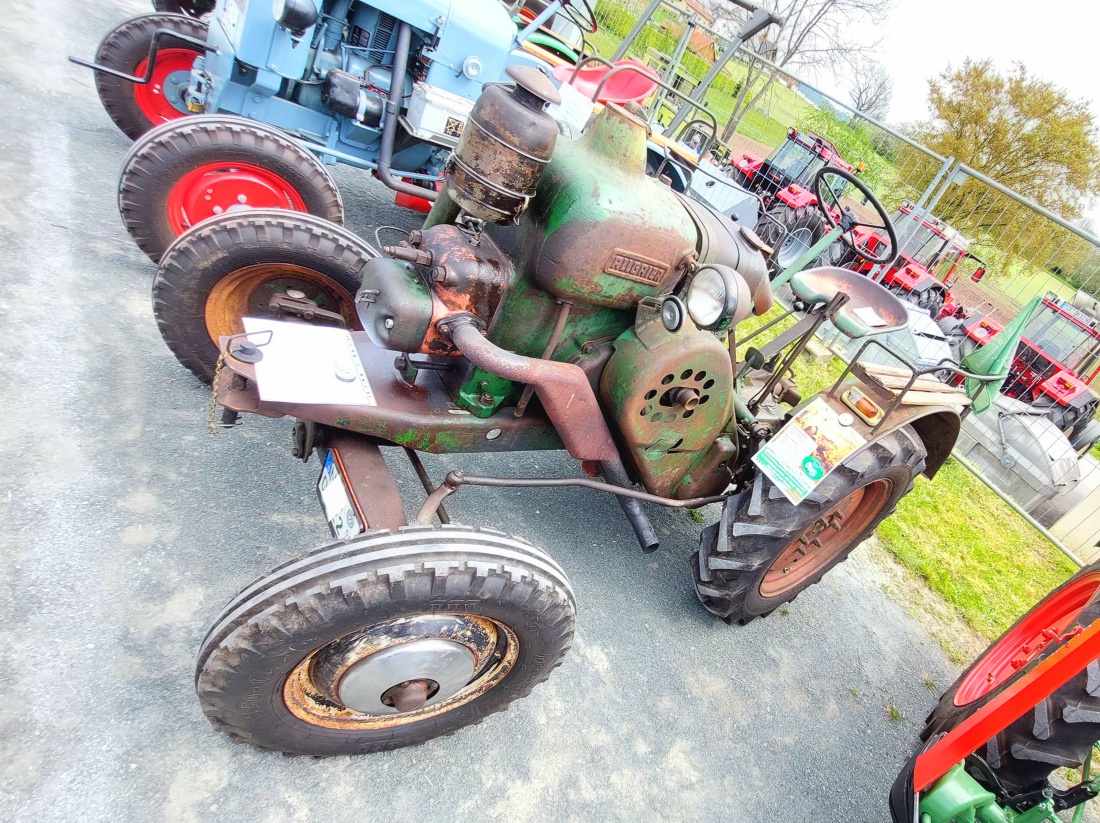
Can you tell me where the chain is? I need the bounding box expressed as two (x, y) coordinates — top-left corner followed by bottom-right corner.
(207, 351), (227, 436)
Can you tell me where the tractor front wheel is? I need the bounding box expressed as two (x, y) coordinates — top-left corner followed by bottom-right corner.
(921, 563), (1100, 790)
(120, 116), (344, 263)
(152, 211), (370, 382)
(93, 13), (208, 140)
(693, 426), (927, 623)
(755, 205), (827, 278)
(196, 524), (575, 755)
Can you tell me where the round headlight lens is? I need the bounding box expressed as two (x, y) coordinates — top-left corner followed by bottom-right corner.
(685, 267), (728, 329)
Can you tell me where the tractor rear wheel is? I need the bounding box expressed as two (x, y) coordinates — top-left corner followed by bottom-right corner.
(755, 205), (827, 277)
(1070, 419), (1100, 454)
(693, 426), (927, 623)
(120, 116), (344, 263)
(921, 563), (1100, 790)
(93, 14), (208, 140)
(152, 0), (216, 18)
(196, 524), (575, 755)
(152, 211), (370, 382)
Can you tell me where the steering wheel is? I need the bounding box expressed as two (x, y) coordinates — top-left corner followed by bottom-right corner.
(812, 166), (898, 266)
(562, 0), (597, 33)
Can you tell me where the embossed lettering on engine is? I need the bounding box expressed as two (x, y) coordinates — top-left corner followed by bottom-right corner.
(604, 249), (669, 285)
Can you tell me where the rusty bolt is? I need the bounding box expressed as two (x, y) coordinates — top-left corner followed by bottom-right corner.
(477, 380), (490, 391)
(430, 266), (450, 283)
(408, 229), (423, 246)
(479, 393), (494, 405)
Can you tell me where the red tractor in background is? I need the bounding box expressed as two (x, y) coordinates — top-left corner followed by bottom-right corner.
(943, 293), (1100, 452)
(835, 201), (986, 320)
(726, 127), (858, 274)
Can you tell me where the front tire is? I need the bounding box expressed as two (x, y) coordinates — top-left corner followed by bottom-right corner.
(120, 116), (344, 263)
(920, 564), (1100, 790)
(693, 425), (927, 623)
(93, 14), (208, 140)
(153, 211), (371, 382)
(152, 0), (216, 17)
(754, 205), (827, 277)
(197, 524), (576, 755)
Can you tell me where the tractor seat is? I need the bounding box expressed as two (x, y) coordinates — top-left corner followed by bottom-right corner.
(551, 60), (660, 104)
(789, 266), (910, 338)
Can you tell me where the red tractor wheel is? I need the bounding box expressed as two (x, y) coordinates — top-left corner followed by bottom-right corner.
(693, 426), (927, 623)
(119, 116), (344, 263)
(921, 564), (1100, 790)
(152, 211), (370, 382)
(93, 14), (208, 140)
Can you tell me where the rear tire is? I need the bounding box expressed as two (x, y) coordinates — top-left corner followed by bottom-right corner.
(1070, 419), (1100, 454)
(754, 205), (827, 277)
(693, 425), (927, 623)
(152, 210), (371, 382)
(120, 115), (344, 263)
(196, 524), (576, 755)
(93, 14), (208, 140)
(921, 564), (1100, 790)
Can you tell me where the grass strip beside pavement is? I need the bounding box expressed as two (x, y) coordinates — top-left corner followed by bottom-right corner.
(736, 306), (1078, 643)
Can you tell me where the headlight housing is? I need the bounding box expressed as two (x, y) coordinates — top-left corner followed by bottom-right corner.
(684, 264), (751, 331)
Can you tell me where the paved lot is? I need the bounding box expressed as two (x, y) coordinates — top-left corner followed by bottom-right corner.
(0, 1), (958, 819)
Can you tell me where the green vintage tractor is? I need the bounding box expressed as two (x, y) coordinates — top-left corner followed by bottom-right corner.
(154, 68), (978, 755)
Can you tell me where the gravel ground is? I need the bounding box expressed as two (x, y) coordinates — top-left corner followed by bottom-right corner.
(0, 1), (961, 820)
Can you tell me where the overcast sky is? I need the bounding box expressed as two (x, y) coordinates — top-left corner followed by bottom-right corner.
(846, 0), (1100, 223)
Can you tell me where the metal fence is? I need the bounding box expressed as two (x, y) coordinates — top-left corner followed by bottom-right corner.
(584, 0), (1100, 562)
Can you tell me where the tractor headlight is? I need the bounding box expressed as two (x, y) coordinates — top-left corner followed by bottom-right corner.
(684, 265), (752, 331)
(273, 0), (318, 37)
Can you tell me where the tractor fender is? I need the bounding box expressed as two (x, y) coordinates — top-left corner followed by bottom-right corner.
(774, 185), (818, 209)
(963, 315), (1002, 343)
(885, 262), (936, 292)
(730, 152), (762, 179)
(820, 381), (961, 479)
(1037, 370), (1096, 407)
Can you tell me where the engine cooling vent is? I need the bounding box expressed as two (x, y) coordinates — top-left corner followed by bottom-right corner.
(369, 13), (397, 64)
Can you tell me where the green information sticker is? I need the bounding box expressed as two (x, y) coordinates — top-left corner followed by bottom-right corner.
(801, 455), (824, 480)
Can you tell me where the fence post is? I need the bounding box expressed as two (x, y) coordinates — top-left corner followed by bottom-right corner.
(611, 0), (664, 62)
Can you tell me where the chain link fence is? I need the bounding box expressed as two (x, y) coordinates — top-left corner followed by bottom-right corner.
(582, 0), (1100, 561)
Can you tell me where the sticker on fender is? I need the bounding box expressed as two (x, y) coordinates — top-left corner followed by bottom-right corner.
(318, 451), (364, 539)
(752, 398), (867, 505)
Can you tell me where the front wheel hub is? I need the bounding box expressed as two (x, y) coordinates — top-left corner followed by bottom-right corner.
(337, 638), (475, 715)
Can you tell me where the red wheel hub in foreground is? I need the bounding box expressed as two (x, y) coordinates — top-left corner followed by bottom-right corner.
(953, 572), (1100, 705)
(133, 48), (201, 125)
(165, 162), (309, 234)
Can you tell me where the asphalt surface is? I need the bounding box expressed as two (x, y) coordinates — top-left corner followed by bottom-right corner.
(0, 0), (959, 819)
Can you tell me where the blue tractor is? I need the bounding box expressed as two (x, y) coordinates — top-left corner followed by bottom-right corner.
(77, 0), (594, 260)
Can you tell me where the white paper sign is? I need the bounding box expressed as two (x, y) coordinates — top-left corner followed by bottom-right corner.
(547, 82), (595, 134)
(241, 318), (376, 406)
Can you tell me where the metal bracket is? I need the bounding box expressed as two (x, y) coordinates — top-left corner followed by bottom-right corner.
(68, 29), (216, 83)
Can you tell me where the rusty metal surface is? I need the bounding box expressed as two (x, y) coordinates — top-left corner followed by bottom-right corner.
(448, 320), (620, 462)
(447, 68), (559, 224)
(600, 310), (735, 498)
(324, 431), (407, 530)
(216, 332), (564, 454)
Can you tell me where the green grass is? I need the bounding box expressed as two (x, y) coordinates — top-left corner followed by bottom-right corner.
(737, 305), (1078, 642)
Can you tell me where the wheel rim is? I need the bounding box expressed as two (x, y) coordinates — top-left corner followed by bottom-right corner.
(283, 614), (519, 729)
(776, 226), (814, 268)
(759, 478), (894, 598)
(133, 47), (200, 124)
(954, 572), (1100, 705)
(166, 162), (309, 235)
(203, 263), (359, 343)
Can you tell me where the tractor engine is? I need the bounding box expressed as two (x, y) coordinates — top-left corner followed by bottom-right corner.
(357, 68), (773, 498)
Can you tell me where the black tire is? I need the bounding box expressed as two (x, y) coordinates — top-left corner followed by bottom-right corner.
(1070, 419), (1100, 454)
(152, 0), (215, 17)
(693, 425), (927, 624)
(153, 210), (372, 382)
(119, 115), (344, 263)
(754, 205), (827, 277)
(93, 14), (208, 140)
(197, 524), (576, 756)
(920, 563), (1100, 790)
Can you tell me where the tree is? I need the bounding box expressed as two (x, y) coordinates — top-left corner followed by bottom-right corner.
(915, 59), (1100, 226)
(848, 60), (892, 120)
(699, 0), (892, 142)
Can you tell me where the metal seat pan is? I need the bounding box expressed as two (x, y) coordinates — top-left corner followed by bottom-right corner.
(789, 266), (910, 338)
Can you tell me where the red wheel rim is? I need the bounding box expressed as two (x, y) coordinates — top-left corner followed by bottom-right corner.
(133, 48), (201, 125)
(953, 572), (1100, 705)
(165, 162), (309, 234)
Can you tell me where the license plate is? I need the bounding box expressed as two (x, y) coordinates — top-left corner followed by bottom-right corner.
(317, 451), (364, 539)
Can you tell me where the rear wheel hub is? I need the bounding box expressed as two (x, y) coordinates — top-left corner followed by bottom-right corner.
(133, 48), (199, 124)
(167, 162), (308, 234)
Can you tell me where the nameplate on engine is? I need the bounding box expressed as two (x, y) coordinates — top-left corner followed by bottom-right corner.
(604, 250), (669, 285)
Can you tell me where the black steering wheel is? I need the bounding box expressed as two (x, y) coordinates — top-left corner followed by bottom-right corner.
(813, 166), (898, 266)
(562, 0), (597, 33)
